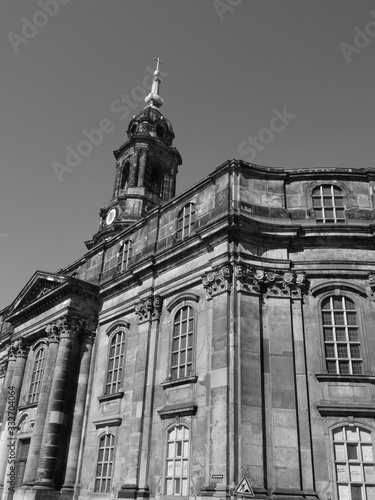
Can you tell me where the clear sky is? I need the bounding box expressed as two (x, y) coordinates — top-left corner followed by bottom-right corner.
(1, 0), (374, 309)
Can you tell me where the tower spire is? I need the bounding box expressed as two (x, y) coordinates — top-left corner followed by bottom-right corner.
(145, 57), (164, 108)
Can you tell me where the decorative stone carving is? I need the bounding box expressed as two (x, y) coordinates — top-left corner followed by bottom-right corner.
(82, 321), (98, 344)
(45, 315), (87, 342)
(367, 272), (375, 299)
(235, 264), (308, 298)
(6, 343), (17, 362)
(13, 339), (29, 358)
(135, 295), (163, 323)
(201, 264), (232, 299)
(0, 361), (8, 378)
(17, 413), (34, 435)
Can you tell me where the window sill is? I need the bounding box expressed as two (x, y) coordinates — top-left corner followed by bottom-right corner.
(315, 373), (375, 383)
(97, 391), (124, 403)
(317, 404), (375, 417)
(18, 402), (38, 411)
(161, 375), (198, 390)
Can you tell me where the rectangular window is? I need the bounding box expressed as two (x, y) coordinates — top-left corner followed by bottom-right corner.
(322, 296), (362, 375)
(334, 426), (375, 500)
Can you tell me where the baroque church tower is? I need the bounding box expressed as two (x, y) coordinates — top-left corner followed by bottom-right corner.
(86, 60), (182, 249)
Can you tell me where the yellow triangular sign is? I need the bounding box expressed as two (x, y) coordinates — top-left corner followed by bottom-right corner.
(234, 475), (254, 497)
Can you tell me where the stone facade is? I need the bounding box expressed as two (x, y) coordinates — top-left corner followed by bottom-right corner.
(1, 79), (375, 500)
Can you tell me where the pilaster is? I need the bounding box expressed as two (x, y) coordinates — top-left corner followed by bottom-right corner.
(119, 294), (163, 499)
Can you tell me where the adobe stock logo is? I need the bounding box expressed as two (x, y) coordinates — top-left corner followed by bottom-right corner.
(213, 0), (243, 21)
(340, 10), (375, 63)
(238, 106), (296, 163)
(8, 0), (71, 54)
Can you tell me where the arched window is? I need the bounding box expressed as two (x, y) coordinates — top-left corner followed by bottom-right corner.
(105, 331), (125, 395)
(28, 346), (46, 403)
(171, 306), (194, 380)
(117, 240), (132, 273)
(333, 425), (375, 500)
(322, 295), (362, 375)
(120, 161), (130, 190)
(176, 203), (195, 240)
(166, 425), (190, 495)
(94, 433), (115, 493)
(312, 185), (345, 223)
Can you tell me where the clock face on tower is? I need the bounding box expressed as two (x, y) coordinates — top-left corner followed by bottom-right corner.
(106, 208), (116, 226)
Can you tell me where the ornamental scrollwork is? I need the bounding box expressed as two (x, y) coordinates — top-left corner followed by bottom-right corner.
(135, 295), (163, 323)
(201, 264), (233, 299)
(45, 315), (88, 341)
(234, 264), (308, 298)
(0, 361), (8, 378)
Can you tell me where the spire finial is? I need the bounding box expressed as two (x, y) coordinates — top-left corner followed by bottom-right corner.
(145, 57), (164, 108)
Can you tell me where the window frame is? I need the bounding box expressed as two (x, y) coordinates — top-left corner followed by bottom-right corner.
(117, 240), (133, 273)
(103, 327), (127, 396)
(176, 203), (196, 240)
(94, 431), (116, 494)
(15, 438), (31, 488)
(164, 423), (191, 497)
(315, 289), (370, 377)
(28, 342), (46, 404)
(169, 304), (196, 382)
(321, 295), (362, 376)
(331, 423), (375, 500)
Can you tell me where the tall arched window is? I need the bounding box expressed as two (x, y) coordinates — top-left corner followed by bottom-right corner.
(117, 240), (132, 273)
(176, 203), (196, 240)
(120, 161), (130, 190)
(94, 433), (115, 493)
(312, 185), (345, 223)
(105, 331), (125, 395)
(171, 306), (194, 380)
(333, 425), (375, 500)
(28, 346), (46, 403)
(322, 295), (362, 375)
(166, 425), (190, 496)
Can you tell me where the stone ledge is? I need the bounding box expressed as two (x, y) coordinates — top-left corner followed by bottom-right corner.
(161, 375), (198, 389)
(315, 373), (375, 383)
(97, 391), (124, 403)
(93, 416), (122, 428)
(317, 404), (375, 417)
(157, 403), (197, 419)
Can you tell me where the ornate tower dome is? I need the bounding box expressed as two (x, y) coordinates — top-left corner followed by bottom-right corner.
(86, 60), (182, 249)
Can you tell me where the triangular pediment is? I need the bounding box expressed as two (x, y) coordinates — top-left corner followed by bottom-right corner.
(8, 271), (69, 317)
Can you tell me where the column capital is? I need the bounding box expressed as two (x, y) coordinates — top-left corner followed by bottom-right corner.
(13, 339), (29, 358)
(6, 343), (17, 362)
(201, 263), (232, 299)
(135, 295), (163, 323)
(0, 361), (8, 378)
(235, 264), (309, 298)
(45, 314), (86, 341)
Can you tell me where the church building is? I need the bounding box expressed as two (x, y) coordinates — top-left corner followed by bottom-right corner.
(0, 63), (375, 500)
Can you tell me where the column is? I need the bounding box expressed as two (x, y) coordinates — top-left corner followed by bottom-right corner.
(234, 264), (266, 493)
(0, 341), (28, 487)
(137, 296), (163, 500)
(129, 156), (139, 187)
(61, 326), (96, 492)
(201, 264), (232, 497)
(290, 279), (316, 496)
(22, 325), (60, 486)
(0, 345), (16, 425)
(118, 295), (159, 499)
(33, 315), (82, 490)
(137, 149), (147, 187)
